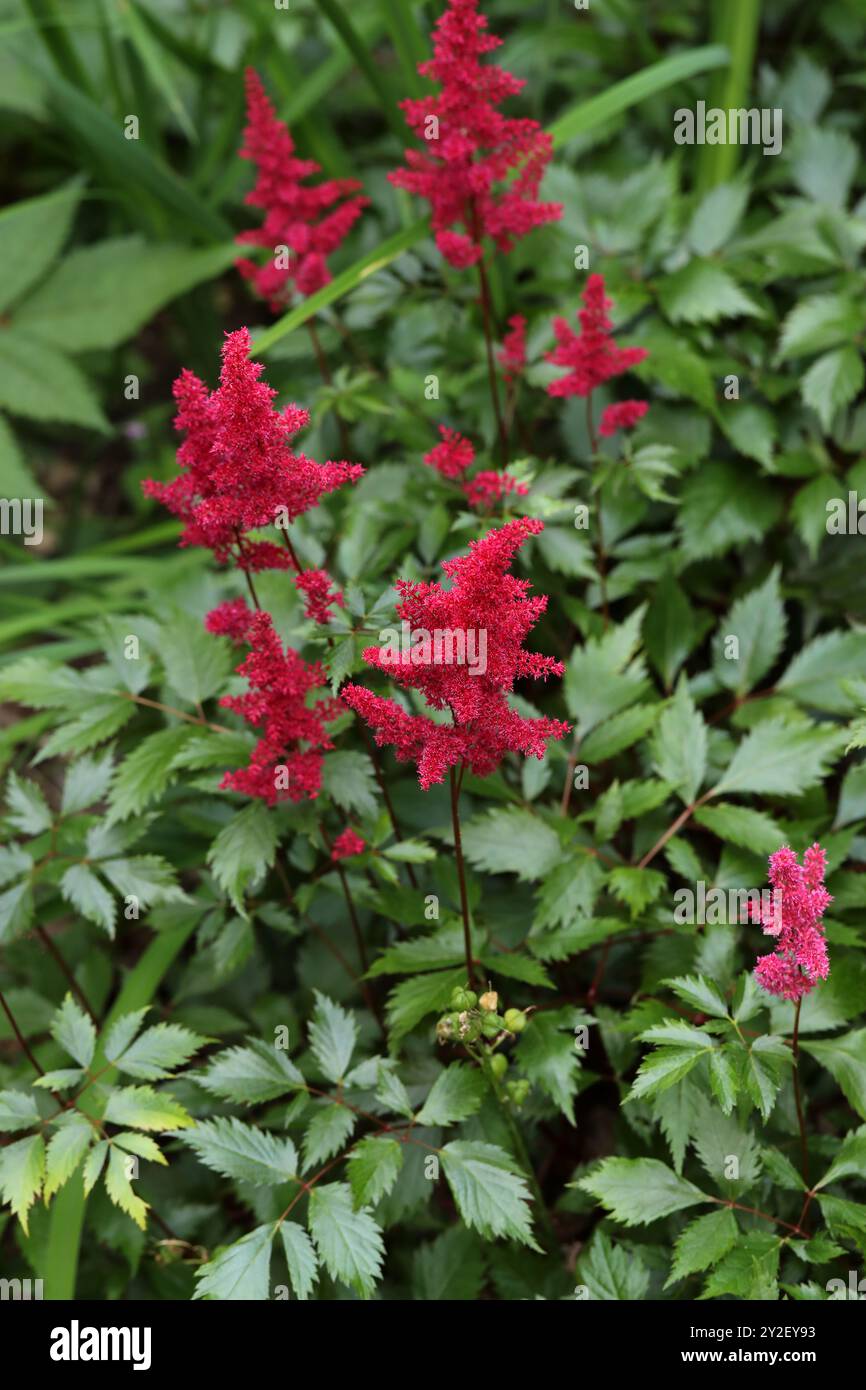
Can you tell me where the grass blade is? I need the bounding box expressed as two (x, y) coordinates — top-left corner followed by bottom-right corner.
(121, 0), (198, 143)
(548, 43), (729, 148)
(379, 0), (428, 100)
(697, 2), (762, 191)
(252, 219), (430, 356)
(20, 0), (95, 98)
(30, 63), (231, 241)
(315, 0), (406, 142)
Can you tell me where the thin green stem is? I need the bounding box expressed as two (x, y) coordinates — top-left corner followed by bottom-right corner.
(477, 1049), (557, 1250)
(476, 254), (508, 468)
(792, 998), (809, 1192)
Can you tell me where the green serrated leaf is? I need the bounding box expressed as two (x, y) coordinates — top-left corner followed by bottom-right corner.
(347, 1136), (403, 1208)
(579, 1157), (708, 1227)
(185, 1117), (299, 1186)
(308, 1182), (384, 1297)
(440, 1141), (539, 1249)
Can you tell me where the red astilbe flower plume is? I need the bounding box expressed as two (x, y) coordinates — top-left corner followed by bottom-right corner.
(205, 598), (255, 645)
(388, 0), (561, 268)
(424, 426), (475, 480)
(143, 328), (363, 573)
(751, 844), (831, 1001)
(598, 400), (648, 437)
(331, 828), (366, 862)
(343, 517), (570, 789)
(424, 426), (527, 512)
(294, 568), (345, 625)
(546, 274), (648, 418)
(498, 314), (527, 382)
(236, 69), (368, 310)
(463, 469), (528, 511)
(218, 611), (340, 805)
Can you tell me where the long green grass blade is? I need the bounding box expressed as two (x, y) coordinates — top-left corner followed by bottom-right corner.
(549, 43), (729, 148)
(122, 0), (198, 143)
(252, 219), (430, 356)
(315, 0), (406, 142)
(697, 2), (762, 191)
(30, 64), (230, 241)
(379, 0), (428, 100)
(20, 0), (95, 97)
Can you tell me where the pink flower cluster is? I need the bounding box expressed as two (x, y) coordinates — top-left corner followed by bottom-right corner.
(388, 0), (561, 268)
(143, 332), (364, 800)
(143, 328), (363, 575)
(498, 314), (527, 382)
(546, 274), (648, 438)
(218, 611), (339, 805)
(331, 828), (366, 862)
(752, 844), (832, 1001)
(236, 69), (367, 309)
(423, 426), (528, 513)
(343, 517), (570, 788)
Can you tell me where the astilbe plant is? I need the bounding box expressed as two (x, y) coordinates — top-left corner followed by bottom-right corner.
(217, 610), (340, 805)
(144, 326), (362, 622)
(344, 515), (569, 990)
(236, 68), (368, 308)
(4, 0), (866, 1318)
(752, 844), (831, 1001)
(423, 425), (528, 510)
(388, 0), (561, 269)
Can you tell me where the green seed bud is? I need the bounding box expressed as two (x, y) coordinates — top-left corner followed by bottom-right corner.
(490, 1053), (508, 1080)
(504, 1008), (527, 1033)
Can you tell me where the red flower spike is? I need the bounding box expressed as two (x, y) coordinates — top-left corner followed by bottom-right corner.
(295, 568), (345, 625)
(752, 844), (831, 1001)
(388, 0), (562, 268)
(462, 469), (528, 511)
(546, 273), (648, 401)
(343, 517), (570, 789)
(331, 828), (366, 862)
(424, 426), (475, 480)
(218, 611), (340, 806)
(498, 314), (527, 382)
(143, 328), (363, 572)
(598, 401), (649, 437)
(236, 69), (368, 311)
(205, 598), (255, 645)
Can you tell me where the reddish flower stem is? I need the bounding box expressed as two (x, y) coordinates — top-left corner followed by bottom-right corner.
(34, 926), (97, 1025)
(0, 987), (46, 1078)
(280, 528), (303, 573)
(449, 763), (476, 987)
(121, 692), (233, 736)
(307, 319), (351, 457)
(364, 734), (419, 890)
(475, 250), (508, 468)
(586, 394), (610, 628)
(234, 530), (263, 611)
